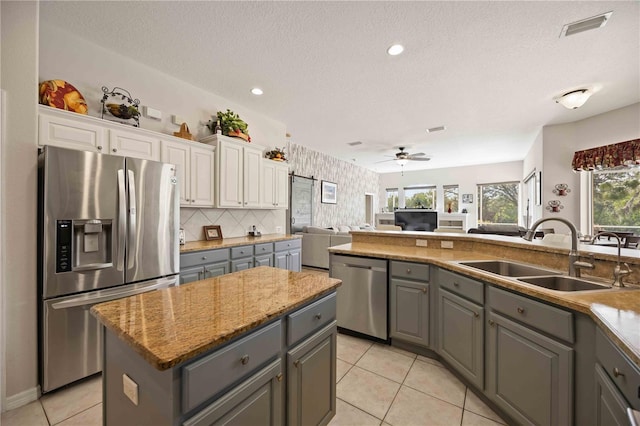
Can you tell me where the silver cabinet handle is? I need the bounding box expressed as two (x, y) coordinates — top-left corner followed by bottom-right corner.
(185, 198), (190, 202)
(238, 201), (241, 205)
(406, 268), (412, 274)
(276, 373), (283, 382)
(517, 307), (525, 314)
(453, 282), (460, 287)
(202, 256), (207, 260)
(240, 355), (250, 365)
(97, 145), (102, 151)
(488, 320), (495, 326)
(294, 360), (300, 367)
(112, 148), (117, 153)
(421, 287), (427, 294)
(613, 367), (625, 378)
(314, 314), (322, 320)
(473, 312), (479, 318)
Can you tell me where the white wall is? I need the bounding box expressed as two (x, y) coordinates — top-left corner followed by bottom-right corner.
(522, 129), (544, 224)
(1, 1), (40, 409)
(379, 161), (524, 229)
(541, 102), (640, 234)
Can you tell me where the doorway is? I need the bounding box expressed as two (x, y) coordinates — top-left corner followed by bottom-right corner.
(365, 193), (374, 225)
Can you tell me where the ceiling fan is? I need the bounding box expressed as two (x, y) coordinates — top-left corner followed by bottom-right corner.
(377, 147), (431, 165)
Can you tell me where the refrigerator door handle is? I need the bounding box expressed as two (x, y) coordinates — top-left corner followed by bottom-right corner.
(117, 169), (126, 271)
(51, 276), (177, 310)
(127, 169), (137, 269)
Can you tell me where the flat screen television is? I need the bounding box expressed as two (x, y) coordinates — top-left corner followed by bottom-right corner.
(394, 209), (438, 232)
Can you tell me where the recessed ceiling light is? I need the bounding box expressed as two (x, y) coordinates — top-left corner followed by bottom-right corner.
(251, 88), (263, 95)
(387, 44), (404, 56)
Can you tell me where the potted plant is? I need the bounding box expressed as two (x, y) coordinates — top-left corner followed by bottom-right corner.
(265, 147), (286, 161)
(207, 109), (251, 142)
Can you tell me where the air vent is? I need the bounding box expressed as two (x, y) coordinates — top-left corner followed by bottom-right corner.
(427, 126), (446, 133)
(347, 141), (363, 146)
(561, 12), (612, 37)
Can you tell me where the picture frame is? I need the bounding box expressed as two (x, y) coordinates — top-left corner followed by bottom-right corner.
(203, 225), (223, 241)
(462, 193), (473, 204)
(321, 180), (337, 204)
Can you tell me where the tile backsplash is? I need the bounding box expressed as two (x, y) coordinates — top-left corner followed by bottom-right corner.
(181, 208), (287, 241)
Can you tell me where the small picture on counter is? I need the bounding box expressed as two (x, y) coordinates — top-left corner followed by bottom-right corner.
(204, 225), (223, 241)
(462, 193), (473, 204)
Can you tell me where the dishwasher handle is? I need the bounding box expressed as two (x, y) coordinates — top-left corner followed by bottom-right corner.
(333, 262), (387, 273)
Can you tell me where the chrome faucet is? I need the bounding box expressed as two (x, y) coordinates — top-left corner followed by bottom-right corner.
(522, 217), (593, 277)
(590, 232), (632, 287)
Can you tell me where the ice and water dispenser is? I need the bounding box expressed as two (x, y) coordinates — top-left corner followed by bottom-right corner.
(56, 219), (113, 273)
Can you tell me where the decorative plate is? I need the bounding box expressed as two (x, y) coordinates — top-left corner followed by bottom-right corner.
(39, 80), (88, 114)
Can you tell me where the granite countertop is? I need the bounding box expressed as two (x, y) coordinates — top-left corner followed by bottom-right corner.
(180, 233), (301, 253)
(329, 242), (640, 367)
(91, 266), (341, 370)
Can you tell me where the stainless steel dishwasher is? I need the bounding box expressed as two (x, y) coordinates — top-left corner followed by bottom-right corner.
(330, 254), (388, 340)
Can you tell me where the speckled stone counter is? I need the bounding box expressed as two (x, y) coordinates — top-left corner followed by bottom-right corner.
(180, 234), (301, 253)
(91, 266), (341, 370)
(329, 237), (640, 367)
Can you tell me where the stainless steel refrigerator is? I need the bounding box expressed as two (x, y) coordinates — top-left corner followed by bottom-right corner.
(38, 145), (179, 393)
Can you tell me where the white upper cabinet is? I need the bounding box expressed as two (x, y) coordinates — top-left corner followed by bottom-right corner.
(161, 139), (215, 208)
(243, 146), (263, 208)
(109, 128), (160, 161)
(38, 107), (107, 152)
(261, 159), (289, 209)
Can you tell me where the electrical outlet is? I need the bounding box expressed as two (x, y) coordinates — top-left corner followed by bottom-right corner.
(440, 240), (454, 249)
(416, 239), (428, 247)
(122, 374), (139, 406)
(275, 226), (282, 234)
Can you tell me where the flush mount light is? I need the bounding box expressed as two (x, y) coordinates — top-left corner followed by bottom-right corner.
(395, 158), (409, 166)
(555, 89), (593, 109)
(387, 44), (404, 56)
(251, 88), (263, 95)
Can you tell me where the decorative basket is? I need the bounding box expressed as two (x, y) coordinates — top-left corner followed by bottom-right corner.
(227, 129), (250, 142)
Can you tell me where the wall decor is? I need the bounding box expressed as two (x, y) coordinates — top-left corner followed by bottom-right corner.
(321, 180), (337, 204)
(173, 123), (195, 141)
(553, 183), (571, 196)
(203, 225), (223, 241)
(208, 109), (251, 142)
(101, 86), (140, 127)
(39, 79), (88, 114)
(546, 200), (564, 213)
(462, 193), (473, 204)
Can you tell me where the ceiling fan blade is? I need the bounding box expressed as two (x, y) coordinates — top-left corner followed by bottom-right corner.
(409, 157), (431, 162)
(374, 158), (395, 164)
(407, 152), (426, 157)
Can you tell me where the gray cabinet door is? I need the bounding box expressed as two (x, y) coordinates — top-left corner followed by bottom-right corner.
(231, 258), (253, 272)
(204, 261), (229, 279)
(288, 249), (301, 272)
(287, 322), (337, 426)
(595, 363), (630, 426)
(180, 266), (203, 284)
(183, 360), (283, 426)
(254, 254), (273, 267)
(437, 288), (484, 389)
(486, 312), (573, 426)
(390, 278), (429, 347)
(274, 252), (288, 270)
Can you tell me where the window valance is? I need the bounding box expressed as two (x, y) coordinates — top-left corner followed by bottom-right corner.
(572, 139), (640, 171)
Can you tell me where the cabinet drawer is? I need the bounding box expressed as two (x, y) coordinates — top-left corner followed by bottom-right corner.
(182, 321), (282, 413)
(274, 239), (301, 252)
(181, 249), (229, 268)
(391, 261), (430, 281)
(231, 245), (253, 259)
(439, 269), (484, 304)
(287, 293), (336, 346)
(254, 242), (274, 255)
(596, 328), (640, 409)
(488, 286), (573, 342)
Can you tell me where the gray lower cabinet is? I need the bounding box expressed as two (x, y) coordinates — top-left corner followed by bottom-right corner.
(437, 288), (483, 389)
(180, 249), (230, 284)
(274, 239), (302, 272)
(486, 311), (573, 426)
(595, 363), (630, 426)
(254, 254), (273, 267)
(231, 245), (254, 272)
(287, 322), (337, 426)
(183, 360), (283, 426)
(389, 261), (430, 347)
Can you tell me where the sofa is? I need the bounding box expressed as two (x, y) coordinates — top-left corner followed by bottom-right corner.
(299, 225), (372, 269)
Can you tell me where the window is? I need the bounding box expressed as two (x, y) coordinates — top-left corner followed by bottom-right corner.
(404, 185), (437, 209)
(477, 182), (519, 224)
(385, 188), (398, 212)
(592, 169), (640, 234)
(443, 185), (459, 212)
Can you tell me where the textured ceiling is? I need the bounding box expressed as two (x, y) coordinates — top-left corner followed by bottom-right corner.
(39, 1), (640, 173)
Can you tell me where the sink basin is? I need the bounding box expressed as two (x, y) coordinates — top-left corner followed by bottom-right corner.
(518, 276), (611, 292)
(458, 260), (560, 277)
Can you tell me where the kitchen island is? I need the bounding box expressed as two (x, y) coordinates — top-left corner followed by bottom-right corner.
(91, 266), (341, 426)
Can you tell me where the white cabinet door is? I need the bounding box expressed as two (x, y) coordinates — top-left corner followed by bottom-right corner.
(109, 129), (160, 160)
(217, 142), (243, 208)
(161, 140), (190, 205)
(243, 147), (262, 208)
(190, 145), (215, 207)
(261, 161), (276, 208)
(38, 111), (106, 152)
(274, 163), (289, 209)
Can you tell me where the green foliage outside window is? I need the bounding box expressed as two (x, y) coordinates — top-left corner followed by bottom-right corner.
(592, 170), (640, 233)
(478, 182), (519, 224)
(405, 187), (436, 209)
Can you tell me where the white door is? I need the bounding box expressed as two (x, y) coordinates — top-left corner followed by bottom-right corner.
(161, 139), (190, 205)
(274, 163), (289, 209)
(217, 141), (243, 207)
(261, 160), (276, 208)
(243, 146), (262, 208)
(190, 145), (215, 207)
(109, 128), (160, 160)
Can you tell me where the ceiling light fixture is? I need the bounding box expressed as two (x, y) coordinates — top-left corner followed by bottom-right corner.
(555, 89), (592, 109)
(251, 88), (263, 95)
(387, 44), (404, 56)
(396, 158), (409, 166)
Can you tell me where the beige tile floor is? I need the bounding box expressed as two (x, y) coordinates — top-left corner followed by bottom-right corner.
(1, 334), (507, 426)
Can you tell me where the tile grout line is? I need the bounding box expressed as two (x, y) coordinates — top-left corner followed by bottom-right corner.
(460, 387), (468, 426)
(48, 401), (102, 426)
(378, 356), (418, 425)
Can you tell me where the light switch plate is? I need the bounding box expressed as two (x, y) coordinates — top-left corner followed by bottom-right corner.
(416, 239), (428, 247)
(172, 114), (184, 125)
(143, 106), (162, 120)
(122, 374), (139, 406)
(440, 240), (454, 249)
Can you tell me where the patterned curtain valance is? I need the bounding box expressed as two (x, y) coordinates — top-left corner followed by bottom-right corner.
(572, 139), (640, 171)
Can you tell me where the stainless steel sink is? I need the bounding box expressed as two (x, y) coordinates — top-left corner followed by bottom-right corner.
(458, 260), (560, 277)
(517, 276), (611, 291)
